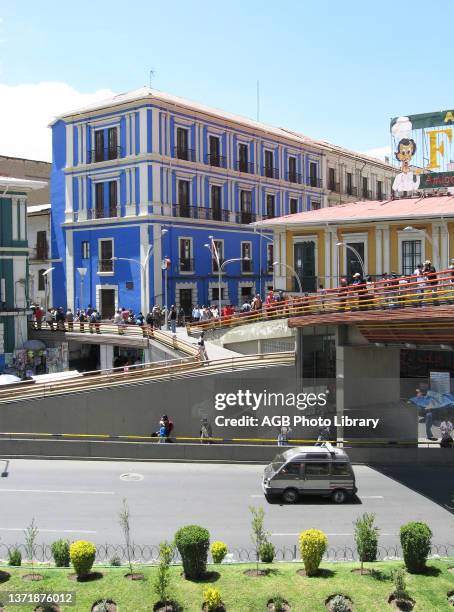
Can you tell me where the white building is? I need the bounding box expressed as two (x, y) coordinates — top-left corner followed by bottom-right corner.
(27, 203), (53, 308)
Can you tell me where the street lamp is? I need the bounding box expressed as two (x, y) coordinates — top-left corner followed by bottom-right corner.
(112, 228), (168, 314)
(253, 229), (274, 297)
(272, 261), (303, 294)
(402, 226), (440, 268)
(42, 267), (55, 313)
(336, 242), (365, 280)
(76, 267), (87, 311)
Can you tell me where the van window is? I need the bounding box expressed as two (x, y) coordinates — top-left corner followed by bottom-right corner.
(331, 463), (352, 476)
(271, 454), (286, 471)
(305, 462), (330, 477)
(280, 462), (301, 476)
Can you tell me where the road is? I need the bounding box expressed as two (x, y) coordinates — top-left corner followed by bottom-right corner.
(0, 459), (452, 558)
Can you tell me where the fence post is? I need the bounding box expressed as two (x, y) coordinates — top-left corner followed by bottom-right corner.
(293, 544), (297, 560)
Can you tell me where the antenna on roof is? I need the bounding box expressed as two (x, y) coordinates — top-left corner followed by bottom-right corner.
(256, 80), (260, 122)
(149, 69), (155, 89)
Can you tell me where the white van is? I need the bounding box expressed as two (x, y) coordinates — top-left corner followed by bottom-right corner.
(262, 443), (357, 504)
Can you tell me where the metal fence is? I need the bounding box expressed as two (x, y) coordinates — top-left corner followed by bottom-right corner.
(1, 542), (453, 565)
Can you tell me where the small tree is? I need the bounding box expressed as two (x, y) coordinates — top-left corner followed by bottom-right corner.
(153, 541), (174, 607)
(392, 567), (410, 601)
(119, 498), (133, 574)
(24, 518), (39, 576)
(354, 513), (379, 574)
(249, 506), (270, 573)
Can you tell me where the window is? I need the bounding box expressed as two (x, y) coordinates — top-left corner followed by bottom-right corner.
(266, 194), (275, 218)
(36, 231), (48, 260)
(290, 198), (297, 215)
(209, 136), (221, 166)
(95, 130), (104, 162)
(38, 269), (46, 292)
(346, 172), (353, 195)
(267, 243), (274, 273)
(99, 239), (113, 273)
(241, 242), (252, 273)
(377, 180), (383, 200)
(309, 162), (318, 187)
(108, 181), (117, 217)
(331, 463), (352, 476)
(288, 156), (297, 182)
(212, 287), (225, 300)
(94, 128), (119, 162)
(212, 240), (224, 272)
(107, 127), (118, 159)
(305, 462), (330, 477)
(280, 462), (301, 476)
(81, 241), (90, 259)
(328, 167), (336, 191)
(238, 143), (248, 172)
(178, 180), (190, 217)
(179, 238), (193, 272)
(362, 176), (368, 198)
(176, 127), (189, 159)
(240, 190), (253, 224)
(95, 182), (104, 218)
(311, 200), (321, 210)
(264, 150), (275, 178)
(211, 185), (222, 221)
(402, 240), (422, 276)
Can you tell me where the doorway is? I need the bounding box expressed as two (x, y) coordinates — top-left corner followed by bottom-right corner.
(294, 241), (316, 292)
(179, 288), (193, 316)
(100, 288), (116, 319)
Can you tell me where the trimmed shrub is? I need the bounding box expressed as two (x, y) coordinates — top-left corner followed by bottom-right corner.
(354, 513), (378, 573)
(70, 540), (96, 578)
(8, 547), (21, 566)
(392, 567), (410, 600)
(298, 529), (328, 576)
(400, 521), (432, 573)
(211, 541), (228, 564)
(259, 541), (275, 563)
(109, 555), (122, 567)
(51, 539), (70, 567)
(328, 595), (352, 612)
(174, 525), (210, 580)
(203, 587), (222, 611)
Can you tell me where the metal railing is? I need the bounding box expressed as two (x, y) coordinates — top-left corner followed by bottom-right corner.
(171, 204), (229, 222)
(87, 147), (121, 163)
(206, 154), (227, 168)
(178, 258), (194, 273)
(262, 166), (279, 179)
(30, 244), (49, 260)
(306, 176), (322, 188)
(173, 147), (196, 162)
(286, 171), (302, 184)
(187, 268), (454, 333)
(0, 351), (294, 404)
(236, 210), (257, 224)
(329, 182), (341, 193)
(346, 186), (358, 197)
(236, 160), (255, 174)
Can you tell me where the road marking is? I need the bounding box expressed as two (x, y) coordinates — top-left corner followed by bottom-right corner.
(0, 488), (114, 495)
(250, 494), (263, 498)
(0, 528), (97, 534)
(361, 495), (384, 499)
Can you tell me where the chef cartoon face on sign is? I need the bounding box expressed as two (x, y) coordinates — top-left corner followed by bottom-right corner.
(392, 117), (420, 193)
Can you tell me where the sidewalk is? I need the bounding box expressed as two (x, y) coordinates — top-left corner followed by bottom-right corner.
(161, 325), (242, 360)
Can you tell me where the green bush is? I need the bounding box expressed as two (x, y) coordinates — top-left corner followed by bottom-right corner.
(328, 595), (352, 612)
(203, 587), (222, 611)
(392, 567), (410, 600)
(210, 541), (228, 564)
(298, 529), (328, 576)
(269, 594), (287, 612)
(8, 547), (21, 566)
(51, 539), (70, 567)
(259, 541), (275, 563)
(174, 525), (210, 580)
(400, 521), (432, 573)
(354, 513), (378, 573)
(109, 555), (122, 567)
(69, 540), (96, 578)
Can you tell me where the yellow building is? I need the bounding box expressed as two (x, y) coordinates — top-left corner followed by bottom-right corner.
(257, 195), (454, 291)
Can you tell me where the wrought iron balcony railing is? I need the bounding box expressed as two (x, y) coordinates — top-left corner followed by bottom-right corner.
(346, 186), (358, 196)
(172, 204), (229, 222)
(174, 147), (196, 162)
(178, 258), (194, 273)
(236, 161), (255, 174)
(262, 166), (279, 179)
(87, 147), (121, 163)
(236, 210), (257, 224)
(206, 154), (227, 168)
(286, 171), (302, 184)
(30, 244), (49, 260)
(306, 177), (323, 188)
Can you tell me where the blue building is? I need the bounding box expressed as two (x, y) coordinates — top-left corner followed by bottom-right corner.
(50, 88), (326, 317)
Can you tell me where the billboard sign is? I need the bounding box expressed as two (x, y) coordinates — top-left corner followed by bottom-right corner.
(390, 111), (454, 192)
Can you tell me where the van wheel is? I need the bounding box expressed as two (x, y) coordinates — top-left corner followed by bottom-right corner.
(282, 488), (298, 504)
(331, 489), (347, 504)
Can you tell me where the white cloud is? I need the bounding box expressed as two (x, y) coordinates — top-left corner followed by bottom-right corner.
(0, 82), (116, 162)
(363, 146), (392, 162)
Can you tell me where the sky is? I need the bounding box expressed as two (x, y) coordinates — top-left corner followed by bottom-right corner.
(0, 0), (453, 162)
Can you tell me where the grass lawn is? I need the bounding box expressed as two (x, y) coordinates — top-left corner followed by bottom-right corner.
(0, 560), (453, 611)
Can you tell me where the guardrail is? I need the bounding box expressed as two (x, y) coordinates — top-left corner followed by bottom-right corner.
(30, 322), (199, 357)
(187, 268), (454, 333)
(0, 352), (294, 404)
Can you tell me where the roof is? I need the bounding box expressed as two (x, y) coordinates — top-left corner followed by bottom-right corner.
(0, 176), (48, 191)
(27, 203), (51, 214)
(50, 87), (392, 168)
(256, 195), (454, 228)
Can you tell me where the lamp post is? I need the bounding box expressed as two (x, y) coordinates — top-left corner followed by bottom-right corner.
(254, 229), (274, 297)
(402, 226), (440, 270)
(272, 261), (303, 294)
(42, 267), (55, 313)
(161, 256), (171, 329)
(76, 267), (87, 311)
(112, 229), (168, 314)
(336, 242), (365, 280)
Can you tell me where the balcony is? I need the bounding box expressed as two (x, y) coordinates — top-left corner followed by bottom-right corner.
(89, 206), (118, 220)
(306, 177), (323, 188)
(236, 210), (257, 224)
(172, 204), (230, 222)
(206, 154), (226, 168)
(87, 147), (121, 164)
(377, 192), (388, 201)
(346, 186), (358, 197)
(286, 171), (302, 184)
(262, 166), (279, 179)
(174, 147), (196, 162)
(236, 160), (255, 174)
(328, 182), (340, 193)
(30, 244), (49, 260)
(362, 189), (373, 199)
(178, 258), (194, 273)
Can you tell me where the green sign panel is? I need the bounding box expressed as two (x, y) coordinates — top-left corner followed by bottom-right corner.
(419, 171), (454, 189)
(391, 110), (454, 131)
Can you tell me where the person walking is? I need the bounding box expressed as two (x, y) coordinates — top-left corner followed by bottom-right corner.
(45, 308), (55, 331)
(200, 417), (212, 443)
(35, 306), (44, 329)
(169, 305), (177, 334)
(423, 259), (437, 305)
(440, 416), (453, 448)
(197, 331), (209, 361)
(66, 308), (74, 331)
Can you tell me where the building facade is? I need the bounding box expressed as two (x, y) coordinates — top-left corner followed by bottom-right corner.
(28, 203), (53, 307)
(50, 88), (331, 317)
(258, 195), (454, 290)
(0, 156), (50, 206)
(0, 176), (47, 357)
